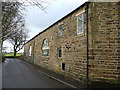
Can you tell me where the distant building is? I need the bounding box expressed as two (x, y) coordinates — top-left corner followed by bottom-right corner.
(24, 2), (120, 87)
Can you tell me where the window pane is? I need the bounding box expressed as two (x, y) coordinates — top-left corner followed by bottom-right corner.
(58, 25), (62, 36)
(29, 46), (32, 56)
(42, 49), (49, 56)
(78, 14), (83, 20)
(42, 39), (49, 57)
(77, 28), (81, 34)
(78, 18), (81, 27)
(35, 39), (37, 45)
(77, 27), (83, 34)
(58, 48), (62, 58)
(43, 39), (48, 47)
(77, 13), (84, 35)
(62, 63), (65, 70)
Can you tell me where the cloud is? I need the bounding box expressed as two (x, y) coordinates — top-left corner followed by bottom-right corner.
(3, 0), (88, 53)
(24, 0), (88, 41)
(26, 26), (43, 40)
(3, 40), (13, 52)
(3, 40), (24, 53)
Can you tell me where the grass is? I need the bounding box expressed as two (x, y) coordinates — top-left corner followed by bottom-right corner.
(2, 53), (24, 62)
(3, 53), (23, 56)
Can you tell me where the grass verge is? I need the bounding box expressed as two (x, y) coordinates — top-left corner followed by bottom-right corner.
(3, 53), (23, 56)
(2, 53), (24, 62)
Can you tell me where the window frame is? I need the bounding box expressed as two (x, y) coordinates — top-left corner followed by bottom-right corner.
(62, 63), (65, 71)
(58, 48), (62, 58)
(29, 45), (32, 56)
(42, 49), (49, 57)
(77, 13), (84, 35)
(58, 25), (62, 37)
(42, 39), (49, 57)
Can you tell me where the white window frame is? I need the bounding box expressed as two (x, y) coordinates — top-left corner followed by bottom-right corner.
(42, 49), (49, 57)
(77, 13), (84, 35)
(29, 46), (32, 56)
(42, 39), (49, 57)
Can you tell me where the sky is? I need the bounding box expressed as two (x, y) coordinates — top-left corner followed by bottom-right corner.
(3, 0), (88, 53)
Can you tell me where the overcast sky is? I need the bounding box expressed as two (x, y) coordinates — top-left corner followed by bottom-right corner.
(3, 0), (88, 53)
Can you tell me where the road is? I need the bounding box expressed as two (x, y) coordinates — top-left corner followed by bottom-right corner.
(2, 58), (72, 88)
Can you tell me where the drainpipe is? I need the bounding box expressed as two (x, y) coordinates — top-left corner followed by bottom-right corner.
(85, 2), (89, 88)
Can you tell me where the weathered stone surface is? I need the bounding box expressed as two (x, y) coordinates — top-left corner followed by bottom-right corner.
(24, 2), (120, 86)
(88, 2), (120, 84)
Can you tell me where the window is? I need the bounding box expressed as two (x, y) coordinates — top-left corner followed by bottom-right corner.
(58, 25), (62, 37)
(77, 13), (84, 35)
(58, 48), (62, 58)
(35, 38), (37, 45)
(29, 46), (32, 56)
(42, 39), (49, 57)
(62, 63), (65, 70)
(42, 49), (49, 56)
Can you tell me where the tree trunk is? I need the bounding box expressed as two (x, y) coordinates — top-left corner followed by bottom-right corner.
(14, 50), (17, 57)
(14, 46), (17, 57)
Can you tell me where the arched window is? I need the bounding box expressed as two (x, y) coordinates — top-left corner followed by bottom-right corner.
(42, 39), (49, 57)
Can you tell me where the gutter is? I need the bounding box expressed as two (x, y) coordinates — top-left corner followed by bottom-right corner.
(85, 2), (89, 88)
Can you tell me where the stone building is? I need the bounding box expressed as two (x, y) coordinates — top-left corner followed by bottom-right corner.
(24, 2), (120, 87)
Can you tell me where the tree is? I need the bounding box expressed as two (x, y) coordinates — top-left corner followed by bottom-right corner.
(0, 2), (24, 60)
(9, 23), (28, 56)
(1, 1), (49, 56)
(2, 47), (8, 53)
(1, 0), (49, 42)
(2, 2), (23, 41)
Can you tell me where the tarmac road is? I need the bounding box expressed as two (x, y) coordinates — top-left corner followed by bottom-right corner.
(2, 58), (72, 88)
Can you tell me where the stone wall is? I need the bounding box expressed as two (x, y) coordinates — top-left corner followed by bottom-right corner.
(24, 39), (34, 63)
(24, 5), (88, 83)
(24, 2), (120, 86)
(88, 2), (120, 83)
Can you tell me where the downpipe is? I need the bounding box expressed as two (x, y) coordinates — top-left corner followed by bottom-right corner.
(85, 2), (89, 88)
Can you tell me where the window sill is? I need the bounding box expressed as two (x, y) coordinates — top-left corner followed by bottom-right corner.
(76, 31), (85, 37)
(42, 56), (49, 58)
(58, 35), (63, 38)
(58, 57), (62, 60)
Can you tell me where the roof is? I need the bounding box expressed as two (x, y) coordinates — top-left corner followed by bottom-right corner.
(25, 1), (89, 45)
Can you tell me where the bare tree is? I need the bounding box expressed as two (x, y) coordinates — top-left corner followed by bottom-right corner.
(1, 2), (24, 59)
(2, 2), (23, 41)
(1, 0), (49, 40)
(1, 0), (50, 56)
(2, 47), (8, 53)
(9, 20), (28, 56)
(1, 0), (49, 41)
(21, 0), (49, 11)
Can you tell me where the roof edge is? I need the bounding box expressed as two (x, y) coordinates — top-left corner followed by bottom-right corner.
(25, 1), (89, 45)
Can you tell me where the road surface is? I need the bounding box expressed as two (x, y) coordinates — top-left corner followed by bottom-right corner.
(2, 58), (72, 88)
